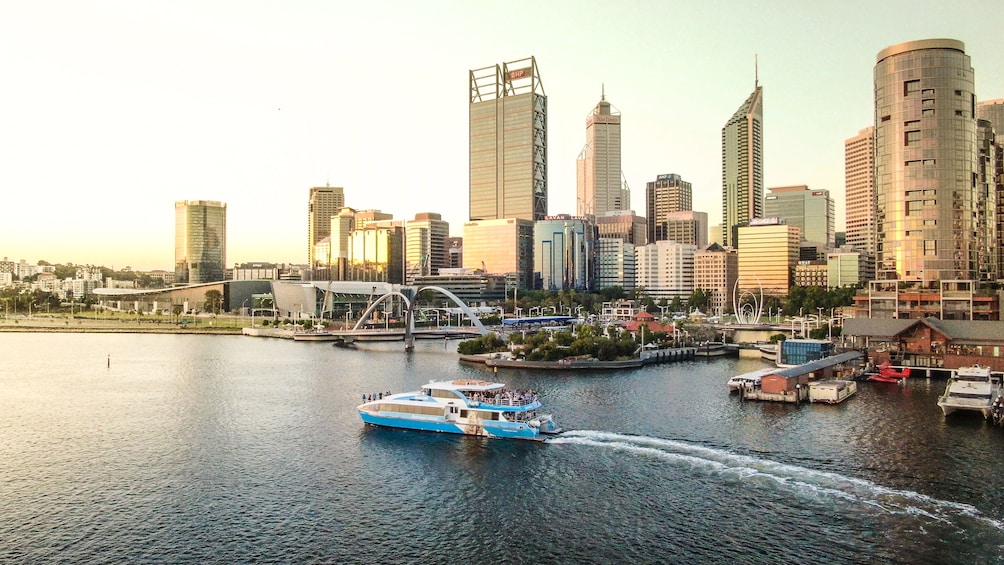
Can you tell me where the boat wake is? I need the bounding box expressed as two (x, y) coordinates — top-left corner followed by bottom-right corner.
(551, 430), (1004, 532)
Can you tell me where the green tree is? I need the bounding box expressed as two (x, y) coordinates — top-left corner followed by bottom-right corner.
(204, 289), (223, 314)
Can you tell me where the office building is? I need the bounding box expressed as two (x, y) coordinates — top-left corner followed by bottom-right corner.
(307, 185), (345, 270)
(646, 174), (692, 243)
(663, 211), (709, 248)
(634, 240), (697, 301)
(577, 88), (627, 217)
(347, 223), (403, 284)
(794, 261), (828, 288)
(596, 238), (636, 292)
(874, 39), (988, 282)
(596, 210), (646, 245)
(722, 83), (763, 248)
(469, 57), (547, 222)
(175, 200), (226, 285)
(534, 215), (596, 291)
(827, 247), (875, 288)
(764, 185), (834, 248)
(736, 218), (799, 296)
(977, 99), (1004, 280)
(695, 243), (738, 316)
(462, 218), (535, 290)
(844, 127), (875, 253)
(405, 213), (450, 284)
(353, 209), (393, 230)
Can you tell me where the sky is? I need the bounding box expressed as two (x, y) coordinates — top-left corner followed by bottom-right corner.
(2, 0), (1003, 271)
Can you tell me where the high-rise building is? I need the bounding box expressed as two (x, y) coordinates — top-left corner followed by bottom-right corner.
(722, 84), (763, 248)
(827, 247), (875, 288)
(763, 185), (834, 248)
(577, 88), (627, 217)
(844, 127), (875, 253)
(737, 219), (799, 296)
(596, 210), (647, 245)
(634, 240), (697, 301)
(977, 99), (1004, 281)
(695, 243), (738, 316)
(646, 174), (692, 243)
(353, 209), (393, 230)
(405, 213), (450, 284)
(307, 185), (345, 270)
(534, 215), (596, 291)
(175, 200), (226, 284)
(347, 223), (404, 284)
(329, 207), (357, 281)
(462, 218), (535, 290)
(469, 57), (547, 222)
(874, 39), (989, 282)
(663, 211), (709, 249)
(976, 119), (1000, 281)
(596, 238), (636, 292)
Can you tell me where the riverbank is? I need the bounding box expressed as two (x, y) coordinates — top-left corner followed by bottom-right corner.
(461, 347), (698, 370)
(0, 316), (242, 334)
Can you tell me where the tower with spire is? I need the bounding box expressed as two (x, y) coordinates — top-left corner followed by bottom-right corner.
(577, 86), (627, 218)
(721, 61), (763, 248)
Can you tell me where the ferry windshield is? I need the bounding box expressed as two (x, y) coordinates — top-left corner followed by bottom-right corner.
(466, 389), (538, 407)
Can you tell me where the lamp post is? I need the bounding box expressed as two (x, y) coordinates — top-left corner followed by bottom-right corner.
(242, 299), (248, 327)
(817, 307), (823, 329)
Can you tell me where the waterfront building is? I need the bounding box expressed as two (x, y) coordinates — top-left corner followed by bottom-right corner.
(764, 185), (834, 249)
(874, 39), (990, 282)
(634, 240), (697, 301)
(596, 238), (635, 292)
(827, 247), (875, 288)
(576, 88), (627, 217)
(347, 223), (404, 284)
(307, 185), (345, 271)
(595, 210), (646, 245)
(462, 218), (534, 290)
(174, 200), (226, 285)
(843, 317), (1004, 372)
(646, 174), (692, 243)
(736, 218), (799, 296)
(694, 243), (738, 316)
(852, 280), (1001, 321)
(663, 211), (709, 248)
(844, 127), (875, 253)
(722, 83), (763, 248)
(469, 57), (547, 222)
(405, 213), (450, 284)
(534, 215), (596, 291)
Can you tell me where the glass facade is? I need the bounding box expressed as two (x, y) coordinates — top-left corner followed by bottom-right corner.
(874, 39), (983, 282)
(844, 128), (875, 254)
(462, 219), (535, 289)
(347, 226), (403, 283)
(533, 216), (596, 291)
(175, 200), (226, 284)
(307, 186), (345, 269)
(722, 86), (763, 248)
(646, 174), (692, 243)
(469, 58), (547, 222)
(737, 222), (799, 296)
(763, 185), (834, 248)
(596, 238), (635, 292)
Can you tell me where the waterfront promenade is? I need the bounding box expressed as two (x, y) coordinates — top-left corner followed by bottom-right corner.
(0, 315), (242, 334)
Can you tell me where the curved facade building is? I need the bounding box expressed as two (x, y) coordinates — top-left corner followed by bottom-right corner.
(175, 200), (227, 284)
(873, 39), (984, 282)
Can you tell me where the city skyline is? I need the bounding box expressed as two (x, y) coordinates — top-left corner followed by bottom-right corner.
(3, 2), (1003, 270)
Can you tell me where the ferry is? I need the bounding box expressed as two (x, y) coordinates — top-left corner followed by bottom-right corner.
(938, 365), (1002, 419)
(727, 367), (777, 392)
(358, 379), (562, 440)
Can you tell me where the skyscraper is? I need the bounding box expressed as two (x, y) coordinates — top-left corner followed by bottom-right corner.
(175, 200), (226, 284)
(844, 127), (875, 254)
(405, 213), (450, 284)
(469, 57), (547, 222)
(763, 185), (834, 248)
(977, 100), (1004, 280)
(721, 83), (763, 248)
(874, 39), (987, 282)
(307, 185), (345, 271)
(646, 173), (692, 243)
(577, 88), (627, 217)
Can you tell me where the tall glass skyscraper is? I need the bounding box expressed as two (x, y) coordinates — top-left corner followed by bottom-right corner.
(576, 88), (627, 218)
(175, 200), (226, 284)
(307, 185), (345, 271)
(874, 39), (986, 282)
(721, 84), (763, 248)
(469, 57), (547, 222)
(844, 127), (875, 254)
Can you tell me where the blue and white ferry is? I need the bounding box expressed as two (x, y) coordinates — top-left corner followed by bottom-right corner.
(358, 379), (562, 440)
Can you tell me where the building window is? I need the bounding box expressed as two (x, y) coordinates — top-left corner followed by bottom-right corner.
(922, 89), (935, 96)
(922, 108), (935, 116)
(907, 201), (922, 215)
(881, 115), (891, 122)
(955, 90), (963, 96)
(904, 80), (921, 96)
(905, 130), (920, 146)
(924, 240), (936, 256)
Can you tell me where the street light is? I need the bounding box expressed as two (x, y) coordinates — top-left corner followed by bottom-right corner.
(817, 307), (823, 329)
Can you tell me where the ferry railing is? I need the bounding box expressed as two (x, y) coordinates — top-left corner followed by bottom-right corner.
(466, 395), (539, 407)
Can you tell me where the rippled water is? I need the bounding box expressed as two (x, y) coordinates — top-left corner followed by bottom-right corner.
(2, 334), (1002, 564)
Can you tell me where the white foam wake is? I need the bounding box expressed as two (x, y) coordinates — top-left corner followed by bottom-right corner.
(551, 430), (1003, 532)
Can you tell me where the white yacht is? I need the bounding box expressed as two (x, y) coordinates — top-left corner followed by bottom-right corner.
(937, 365), (1001, 419)
(727, 367), (777, 392)
(358, 379), (562, 440)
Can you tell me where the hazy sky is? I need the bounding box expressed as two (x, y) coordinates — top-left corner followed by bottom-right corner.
(3, 1), (1002, 271)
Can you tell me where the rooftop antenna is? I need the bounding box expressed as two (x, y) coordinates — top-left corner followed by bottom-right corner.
(601, 82), (605, 101)
(755, 54), (759, 88)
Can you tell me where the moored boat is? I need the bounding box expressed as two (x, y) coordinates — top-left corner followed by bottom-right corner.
(808, 380), (858, 404)
(727, 367), (777, 392)
(938, 365), (1001, 419)
(358, 379), (562, 440)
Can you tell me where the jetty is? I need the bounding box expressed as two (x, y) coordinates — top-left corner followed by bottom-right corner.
(461, 347), (697, 371)
(736, 351), (864, 403)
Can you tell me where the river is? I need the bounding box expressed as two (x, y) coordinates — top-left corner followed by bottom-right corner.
(1, 333), (1002, 564)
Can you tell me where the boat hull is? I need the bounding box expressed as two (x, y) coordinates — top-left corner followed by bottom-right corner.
(359, 410), (545, 440)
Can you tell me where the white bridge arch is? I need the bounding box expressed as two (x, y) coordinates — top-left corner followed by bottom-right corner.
(351, 285), (489, 336)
